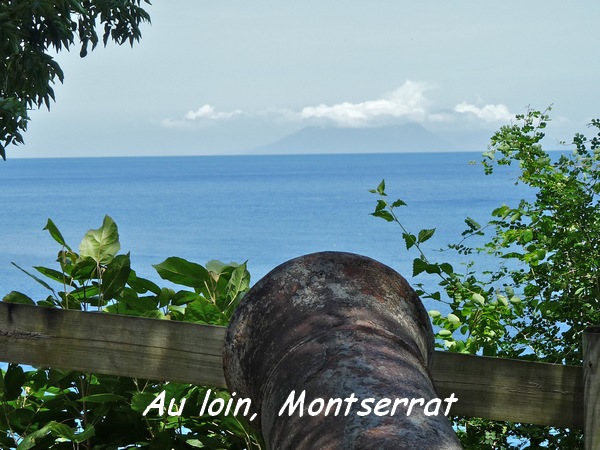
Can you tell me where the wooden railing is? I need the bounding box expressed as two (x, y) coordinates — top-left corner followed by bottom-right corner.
(0, 302), (596, 447)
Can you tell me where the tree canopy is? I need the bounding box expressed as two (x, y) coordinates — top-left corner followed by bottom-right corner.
(371, 109), (600, 448)
(0, 0), (152, 160)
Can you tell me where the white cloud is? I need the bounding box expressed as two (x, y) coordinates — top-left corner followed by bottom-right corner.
(453, 102), (513, 123)
(185, 104), (242, 120)
(161, 82), (517, 130)
(298, 80), (434, 127)
(161, 104), (242, 128)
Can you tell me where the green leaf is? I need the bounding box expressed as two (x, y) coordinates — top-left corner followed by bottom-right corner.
(376, 179), (386, 195)
(16, 421), (74, 450)
(73, 424), (95, 443)
(100, 253), (131, 301)
(497, 295), (509, 307)
(79, 215), (120, 265)
(78, 393), (127, 403)
(371, 209), (394, 222)
(33, 266), (65, 284)
(2, 291), (35, 305)
(127, 270), (161, 295)
(171, 290), (200, 306)
(439, 263), (454, 276)
(521, 229), (534, 244)
(185, 299), (224, 325)
(43, 218), (71, 251)
(71, 258), (98, 281)
(412, 258), (428, 276)
(417, 228), (436, 244)
(206, 259), (227, 274)
(153, 257), (211, 288)
(11, 262), (57, 296)
(3, 364), (25, 401)
(391, 199), (407, 208)
(492, 204), (511, 219)
(8, 408), (35, 432)
(465, 217), (481, 231)
(226, 262), (250, 299)
(403, 233), (417, 250)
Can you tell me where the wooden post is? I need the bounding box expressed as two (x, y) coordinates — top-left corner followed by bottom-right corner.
(223, 252), (462, 450)
(584, 325), (600, 450)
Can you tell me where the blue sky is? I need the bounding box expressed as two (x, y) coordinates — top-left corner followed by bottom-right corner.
(16, 1), (600, 158)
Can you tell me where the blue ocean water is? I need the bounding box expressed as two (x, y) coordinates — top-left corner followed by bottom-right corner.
(0, 152), (530, 311)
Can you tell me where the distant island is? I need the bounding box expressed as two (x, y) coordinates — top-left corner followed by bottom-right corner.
(248, 123), (457, 154)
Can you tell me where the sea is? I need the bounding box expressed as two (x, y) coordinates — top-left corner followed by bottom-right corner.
(0, 152), (532, 312)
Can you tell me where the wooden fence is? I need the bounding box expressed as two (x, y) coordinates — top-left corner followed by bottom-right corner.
(0, 302), (596, 448)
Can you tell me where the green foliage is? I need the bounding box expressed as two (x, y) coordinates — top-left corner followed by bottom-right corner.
(0, 0), (152, 160)
(1, 216), (262, 449)
(371, 108), (597, 448)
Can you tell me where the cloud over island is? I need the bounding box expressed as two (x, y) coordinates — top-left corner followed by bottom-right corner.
(161, 80), (514, 129)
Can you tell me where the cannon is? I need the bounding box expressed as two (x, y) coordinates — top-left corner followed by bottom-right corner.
(224, 252), (462, 449)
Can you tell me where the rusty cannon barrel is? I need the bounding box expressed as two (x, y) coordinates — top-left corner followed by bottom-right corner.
(223, 252), (462, 449)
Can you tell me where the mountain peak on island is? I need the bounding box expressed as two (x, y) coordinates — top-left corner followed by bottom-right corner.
(250, 123), (455, 154)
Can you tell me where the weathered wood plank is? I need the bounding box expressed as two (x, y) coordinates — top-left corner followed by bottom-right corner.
(583, 326), (600, 450)
(0, 302), (584, 428)
(432, 350), (583, 429)
(0, 302), (227, 387)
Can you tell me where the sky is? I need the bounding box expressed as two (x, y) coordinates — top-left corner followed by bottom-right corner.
(14, 1), (600, 158)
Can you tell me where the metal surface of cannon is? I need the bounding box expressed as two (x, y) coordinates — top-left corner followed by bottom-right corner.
(223, 251), (462, 449)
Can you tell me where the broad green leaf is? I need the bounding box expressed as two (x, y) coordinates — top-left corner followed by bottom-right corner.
(79, 215), (120, 265)
(127, 270), (161, 295)
(7, 408), (35, 432)
(158, 287), (175, 307)
(2, 291), (35, 305)
(131, 392), (157, 412)
(206, 259), (227, 274)
(153, 257), (210, 288)
(16, 421), (74, 450)
(413, 258), (428, 277)
(439, 263), (454, 276)
(33, 266), (65, 284)
(70, 258), (98, 281)
(43, 218), (71, 251)
(171, 290), (200, 306)
(69, 283), (100, 300)
(3, 364), (25, 401)
(185, 299), (224, 325)
(521, 229), (534, 244)
(371, 209), (394, 222)
(403, 233), (417, 250)
(121, 295), (159, 315)
(100, 253), (131, 301)
(226, 262), (250, 299)
(417, 228), (435, 244)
